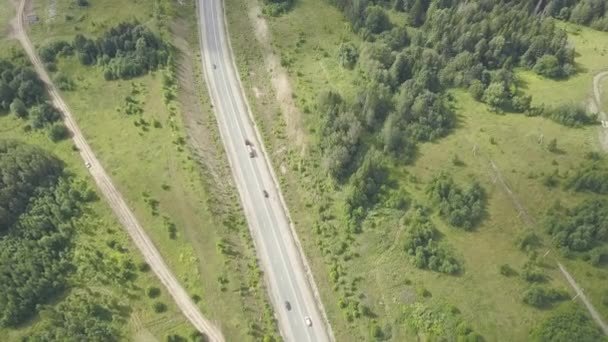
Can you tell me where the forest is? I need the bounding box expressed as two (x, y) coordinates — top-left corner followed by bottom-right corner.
(0, 140), (99, 330)
(41, 22), (169, 80)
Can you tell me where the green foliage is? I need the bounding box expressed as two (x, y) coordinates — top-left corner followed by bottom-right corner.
(544, 200), (608, 253)
(0, 175), (81, 326)
(543, 103), (595, 127)
(153, 301), (167, 313)
(364, 6), (392, 35)
(24, 291), (121, 341)
(73, 22), (169, 80)
(566, 162), (608, 194)
(534, 54), (567, 78)
(426, 173), (485, 230)
(338, 42), (359, 69)
(403, 302), (482, 340)
(0, 59), (45, 111)
(262, 0), (294, 16)
(522, 286), (569, 308)
(39, 40), (73, 63)
(546, 0), (608, 31)
(317, 90), (362, 179)
(30, 102), (61, 129)
(499, 264), (516, 277)
(530, 305), (606, 341)
(344, 150), (389, 230)
(0, 140), (64, 230)
(482, 82), (508, 111)
(48, 122), (70, 142)
(403, 208), (461, 274)
(54, 72), (75, 91)
(147, 286), (161, 298)
(521, 260), (547, 283)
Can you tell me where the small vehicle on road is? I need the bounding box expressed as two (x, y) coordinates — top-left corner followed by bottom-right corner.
(285, 301), (291, 311)
(304, 316), (312, 327)
(245, 139), (256, 157)
(85, 161), (91, 169)
(263, 190), (269, 198)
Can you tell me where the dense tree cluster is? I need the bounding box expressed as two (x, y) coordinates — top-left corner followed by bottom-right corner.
(263, 0), (294, 16)
(39, 40), (73, 64)
(24, 291), (120, 341)
(345, 150), (389, 230)
(544, 200), (608, 253)
(0, 59), (63, 130)
(426, 173), (485, 230)
(542, 103), (596, 127)
(566, 162), (608, 194)
(0, 140), (89, 327)
(318, 0), (578, 186)
(71, 22), (169, 80)
(531, 305), (606, 341)
(543, 0), (608, 31)
(403, 208), (460, 274)
(522, 286), (569, 308)
(317, 90), (363, 179)
(0, 140), (63, 230)
(0, 59), (45, 113)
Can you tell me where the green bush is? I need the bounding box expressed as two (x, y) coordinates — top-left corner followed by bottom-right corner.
(153, 301), (167, 313)
(531, 305), (604, 341)
(522, 286), (569, 308)
(426, 173), (485, 230)
(48, 123), (70, 142)
(146, 286), (161, 298)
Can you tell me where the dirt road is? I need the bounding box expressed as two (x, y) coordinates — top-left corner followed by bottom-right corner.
(592, 71), (608, 151)
(12, 1), (224, 340)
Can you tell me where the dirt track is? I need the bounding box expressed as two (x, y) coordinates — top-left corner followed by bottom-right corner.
(12, 1), (225, 340)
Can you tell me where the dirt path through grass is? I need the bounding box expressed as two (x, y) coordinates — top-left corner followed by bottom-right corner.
(483, 153), (608, 336)
(12, 0), (225, 340)
(592, 71), (608, 151)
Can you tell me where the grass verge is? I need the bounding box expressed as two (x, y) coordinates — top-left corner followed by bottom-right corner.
(225, 0), (608, 340)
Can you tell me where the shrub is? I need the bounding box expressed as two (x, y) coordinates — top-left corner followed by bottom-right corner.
(499, 264), (516, 277)
(48, 123), (70, 142)
(153, 301), (167, 313)
(426, 173), (485, 230)
(543, 103), (595, 127)
(544, 200), (608, 253)
(147, 286), (161, 298)
(531, 305), (603, 341)
(522, 286), (569, 308)
(404, 209), (461, 274)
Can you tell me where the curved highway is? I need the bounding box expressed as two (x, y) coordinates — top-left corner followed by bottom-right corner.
(197, 0), (331, 341)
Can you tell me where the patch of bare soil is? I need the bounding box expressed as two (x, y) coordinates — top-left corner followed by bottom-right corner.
(247, 3), (307, 151)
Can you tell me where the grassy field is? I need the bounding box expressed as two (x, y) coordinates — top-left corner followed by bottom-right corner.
(603, 77), (608, 113)
(225, 0), (608, 340)
(0, 2), (194, 340)
(519, 23), (608, 107)
(5, 0), (278, 340)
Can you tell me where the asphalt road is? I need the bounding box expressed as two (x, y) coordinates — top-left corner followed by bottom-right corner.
(197, 1), (331, 341)
(14, 1), (224, 340)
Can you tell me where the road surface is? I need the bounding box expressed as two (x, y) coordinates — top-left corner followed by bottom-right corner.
(13, 1), (224, 340)
(197, 0), (332, 341)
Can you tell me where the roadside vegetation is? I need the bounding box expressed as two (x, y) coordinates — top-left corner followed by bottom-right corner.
(0, 0), (278, 340)
(225, 0), (608, 339)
